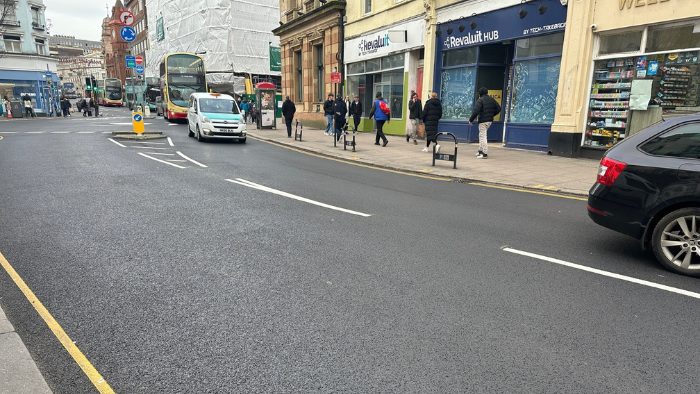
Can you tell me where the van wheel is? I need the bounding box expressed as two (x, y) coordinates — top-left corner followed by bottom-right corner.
(652, 207), (700, 277)
(240, 137), (246, 143)
(187, 123), (194, 137)
(196, 125), (205, 142)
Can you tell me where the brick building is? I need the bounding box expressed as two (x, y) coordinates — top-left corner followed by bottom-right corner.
(273, 0), (346, 129)
(102, 0), (129, 84)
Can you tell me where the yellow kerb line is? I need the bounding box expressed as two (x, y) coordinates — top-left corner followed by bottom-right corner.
(469, 182), (588, 201)
(0, 250), (115, 394)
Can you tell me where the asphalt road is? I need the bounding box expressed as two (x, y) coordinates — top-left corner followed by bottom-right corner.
(1, 106), (700, 393)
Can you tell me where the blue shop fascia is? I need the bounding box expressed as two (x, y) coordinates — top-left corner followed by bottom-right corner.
(433, 1), (567, 151)
(0, 66), (61, 115)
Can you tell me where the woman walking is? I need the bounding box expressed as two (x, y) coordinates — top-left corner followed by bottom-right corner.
(421, 92), (442, 152)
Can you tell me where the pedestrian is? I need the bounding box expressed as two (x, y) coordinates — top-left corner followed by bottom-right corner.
(334, 94), (347, 143)
(60, 96), (70, 117)
(368, 91), (390, 147)
(2, 96), (9, 118)
(344, 95), (351, 122)
(421, 92), (442, 152)
(407, 92), (422, 145)
(323, 93), (335, 136)
(23, 95), (35, 118)
(91, 98), (98, 117)
(52, 96), (60, 117)
(349, 95), (362, 132)
(281, 95), (296, 138)
(469, 87), (501, 159)
(85, 96), (93, 117)
(241, 98), (249, 123)
(250, 102), (257, 125)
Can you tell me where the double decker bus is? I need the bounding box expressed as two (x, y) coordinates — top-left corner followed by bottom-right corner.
(159, 53), (207, 121)
(145, 77), (160, 113)
(62, 82), (77, 99)
(103, 78), (124, 107)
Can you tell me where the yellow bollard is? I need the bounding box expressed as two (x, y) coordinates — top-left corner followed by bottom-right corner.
(132, 110), (144, 134)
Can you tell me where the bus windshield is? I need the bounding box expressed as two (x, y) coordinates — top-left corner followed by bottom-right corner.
(199, 98), (240, 114)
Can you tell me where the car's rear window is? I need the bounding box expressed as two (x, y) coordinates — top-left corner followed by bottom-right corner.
(640, 122), (700, 159)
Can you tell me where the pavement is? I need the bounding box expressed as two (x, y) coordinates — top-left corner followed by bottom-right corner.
(249, 123), (600, 197)
(0, 308), (52, 394)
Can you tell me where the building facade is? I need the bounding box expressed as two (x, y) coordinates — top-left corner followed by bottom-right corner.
(49, 35), (102, 54)
(0, 0), (60, 115)
(273, 0), (346, 129)
(102, 0), (129, 84)
(56, 49), (105, 95)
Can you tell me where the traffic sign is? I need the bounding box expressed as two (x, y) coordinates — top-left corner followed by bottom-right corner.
(135, 65), (144, 74)
(119, 10), (134, 26)
(134, 56), (143, 65)
(331, 72), (341, 83)
(44, 71), (52, 78)
(120, 26), (136, 42)
(126, 55), (135, 68)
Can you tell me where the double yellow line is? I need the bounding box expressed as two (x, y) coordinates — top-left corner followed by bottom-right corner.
(0, 251), (115, 393)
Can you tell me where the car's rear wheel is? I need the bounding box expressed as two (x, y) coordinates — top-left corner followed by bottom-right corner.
(187, 123), (194, 137)
(652, 207), (700, 277)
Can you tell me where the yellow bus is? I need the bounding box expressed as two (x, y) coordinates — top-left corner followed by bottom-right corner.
(103, 78), (124, 107)
(159, 53), (207, 121)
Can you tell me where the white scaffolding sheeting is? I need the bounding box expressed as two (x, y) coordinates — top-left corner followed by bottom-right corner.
(145, 0), (280, 81)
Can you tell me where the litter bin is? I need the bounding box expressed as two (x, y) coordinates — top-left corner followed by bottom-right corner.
(255, 82), (276, 129)
(10, 101), (23, 118)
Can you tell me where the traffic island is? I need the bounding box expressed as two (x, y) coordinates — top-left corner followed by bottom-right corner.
(111, 131), (165, 140)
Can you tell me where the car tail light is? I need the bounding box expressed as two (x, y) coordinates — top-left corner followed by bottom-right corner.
(597, 157), (627, 186)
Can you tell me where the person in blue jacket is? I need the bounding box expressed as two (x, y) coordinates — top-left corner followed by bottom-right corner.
(240, 98), (250, 123)
(368, 91), (390, 147)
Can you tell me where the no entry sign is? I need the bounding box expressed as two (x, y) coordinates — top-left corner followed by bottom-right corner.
(134, 56), (143, 65)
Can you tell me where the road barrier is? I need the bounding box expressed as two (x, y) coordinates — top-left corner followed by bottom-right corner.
(343, 123), (356, 152)
(294, 120), (303, 141)
(432, 132), (458, 169)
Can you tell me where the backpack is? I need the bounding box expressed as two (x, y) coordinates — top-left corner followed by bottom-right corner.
(379, 100), (390, 115)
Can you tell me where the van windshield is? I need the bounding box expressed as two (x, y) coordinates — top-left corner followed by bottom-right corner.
(199, 98), (240, 114)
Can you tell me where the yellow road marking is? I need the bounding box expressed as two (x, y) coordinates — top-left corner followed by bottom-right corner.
(469, 182), (587, 201)
(543, 186), (556, 190)
(533, 184), (544, 188)
(0, 250), (115, 394)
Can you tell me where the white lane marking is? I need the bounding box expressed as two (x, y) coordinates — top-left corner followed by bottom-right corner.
(226, 178), (371, 217)
(108, 138), (127, 148)
(138, 153), (186, 168)
(168, 124), (180, 126)
(503, 248), (700, 299)
(26, 131), (44, 134)
(131, 146), (168, 150)
(51, 131), (70, 133)
(168, 160), (187, 162)
(77, 131), (95, 134)
(129, 141), (165, 144)
(142, 152), (175, 156)
(101, 131), (112, 134)
(167, 137), (174, 147)
(109, 122), (152, 125)
(0, 132), (18, 134)
(176, 151), (207, 168)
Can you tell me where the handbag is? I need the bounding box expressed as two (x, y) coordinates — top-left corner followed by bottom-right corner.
(417, 123), (425, 138)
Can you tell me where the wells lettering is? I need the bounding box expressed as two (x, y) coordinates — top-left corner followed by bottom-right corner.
(620, 0), (669, 10)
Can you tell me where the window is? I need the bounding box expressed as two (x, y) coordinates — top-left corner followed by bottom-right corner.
(365, 58), (380, 72)
(443, 47), (477, 67)
(5, 3), (17, 23)
(440, 67), (476, 120)
(640, 123), (700, 159)
(31, 7), (40, 25)
(348, 62), (364, 75)
(315, 44), (323, 102)
(381, 53), (404, 70)
(3, 35), (21, 53)
(294, 50), (302, 101)
(363, 0), (372, 15)
(599, 31), (643, 55)
(515, 33), (565, 58)
(35, 38), (45, 55)
(647, 25), (700, 53)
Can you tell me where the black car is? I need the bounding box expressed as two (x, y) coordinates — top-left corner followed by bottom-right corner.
(588, 114), (700, 277)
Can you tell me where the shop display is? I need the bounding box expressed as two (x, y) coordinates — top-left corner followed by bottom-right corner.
(440, 67), (476, 120)
(509, 57), (561, 124)
(584, 58), (634, 148)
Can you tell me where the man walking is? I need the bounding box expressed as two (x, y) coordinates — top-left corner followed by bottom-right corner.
(407, 92), (421, 145)
(368, 92), (390, 147)
(334, 94), (347, 143)
(469, 87), (501, 159)
(323, 93), (335, 136)
(349, 95), (362, 132)
(281, 95), (296, 138)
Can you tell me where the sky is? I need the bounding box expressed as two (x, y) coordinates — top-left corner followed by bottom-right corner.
(44, 0), (111, 41)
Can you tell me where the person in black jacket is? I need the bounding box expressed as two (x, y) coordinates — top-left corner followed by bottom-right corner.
(281, 96), (296, 137)
(420, 92), (442, 152)
(469, 87), (501, 159)
(407, 92), (421, 145)
(348, 95), (362, 132)
(334, 95), (347, 142)
(323, 93), (335, 136)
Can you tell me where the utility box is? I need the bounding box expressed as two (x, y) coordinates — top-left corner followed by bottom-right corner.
(10, 101), (23, 118)
(254, 82), (276, 129)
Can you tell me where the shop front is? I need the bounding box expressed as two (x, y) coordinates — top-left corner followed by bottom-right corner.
(433, 2), (567, 149)
(0, 69), (60, 116)
(345, 18), (425, 135)
(551, 0), (700, 158)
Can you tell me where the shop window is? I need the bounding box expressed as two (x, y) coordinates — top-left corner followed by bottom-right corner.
(365, 58), (380, 72)
(314, 44), (323, 102)
(3, 35), (21, 53)
(381, 53), (404, 70)
(647, 25), (700, 53)
(599, 31), (642, 55)
(509, 57), (561, 124)
(515, 33), (564, 59)
(443, 47), (476, 67)
(347, 75), (366, 114)
(35, 38), (45, 55)
(385, 70), (404, 119)
(478, 44), (508, 64)
(348, 62), (364, 75)
(440, 67), (476, 120)
(640, 123), (700, 159)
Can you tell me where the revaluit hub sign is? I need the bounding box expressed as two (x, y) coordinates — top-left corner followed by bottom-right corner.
(358, 33), (390, 57)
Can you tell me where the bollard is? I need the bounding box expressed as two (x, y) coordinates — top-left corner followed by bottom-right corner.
(144, 105), (151, 118)
(294, 120), (303, 141)
(431, 132), (458, 169)
(343, 124), (356, 152)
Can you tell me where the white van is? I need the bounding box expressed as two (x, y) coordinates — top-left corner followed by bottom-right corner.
(187, 93), (246, 142)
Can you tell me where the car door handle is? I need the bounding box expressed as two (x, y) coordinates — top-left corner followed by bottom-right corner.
(678, 163), (700, 180)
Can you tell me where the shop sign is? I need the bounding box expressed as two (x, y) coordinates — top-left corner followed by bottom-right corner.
(436, 2), (567, 52)
(345, 18), (425, 64)
(619, 0), (670, 10)
(156, 17), (165, 42)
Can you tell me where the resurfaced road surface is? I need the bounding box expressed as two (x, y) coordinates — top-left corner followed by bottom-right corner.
(1, 106), (700, 393)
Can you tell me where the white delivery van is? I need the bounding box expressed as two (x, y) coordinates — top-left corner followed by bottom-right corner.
(187, 93), (246, 142)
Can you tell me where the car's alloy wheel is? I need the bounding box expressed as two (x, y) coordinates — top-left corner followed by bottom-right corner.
(652, 208), (700, 277)
(196, 125), (205, 142)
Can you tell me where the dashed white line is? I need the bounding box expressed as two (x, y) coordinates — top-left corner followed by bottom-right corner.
(51, 131), (70, 134)
(129, 141), (166, 144)
(0, 132), (18, 134)
(168, 124), (180, 126)
(503, 247), (700, 299)
(131, 146), (168, 150)
(26, 131), (44, 134)
(142, 152), (175, 156)
(176, 151), (207, 168)
(77, 131), (95, 134)
(226, 178), (371, 217)
(167, 137), (174, 146)
(108, 138), (127, 148)
(138, 153), (186, 168)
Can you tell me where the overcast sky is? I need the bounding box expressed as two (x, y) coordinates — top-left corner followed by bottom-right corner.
(44, 0), (110, 41)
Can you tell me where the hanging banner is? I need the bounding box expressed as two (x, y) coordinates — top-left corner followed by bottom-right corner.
(156, 17), (165, 42)
(269, 46), (281, 72)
